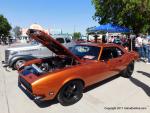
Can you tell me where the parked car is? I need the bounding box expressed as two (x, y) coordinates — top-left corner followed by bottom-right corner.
(2, 34), (76, 70)
(18, 29), (139, 106)
(146, 35), (150, 40)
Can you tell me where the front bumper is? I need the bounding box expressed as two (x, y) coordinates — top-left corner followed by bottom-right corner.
(18, 76), (45, 101)
(1, 61), (9, 68)
(18, 81), (45, 101)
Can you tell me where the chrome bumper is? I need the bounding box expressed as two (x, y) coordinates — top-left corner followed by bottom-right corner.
(1, 61), (9, 67)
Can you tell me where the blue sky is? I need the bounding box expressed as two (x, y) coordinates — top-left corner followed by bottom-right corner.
(0, 0), (98, 35)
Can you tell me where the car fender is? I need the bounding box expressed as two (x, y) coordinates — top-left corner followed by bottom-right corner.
(54, 76), (85, 95)
(48, 76), (85, 100)
(62, 77), (85, 88)
(9, 55), (36, 67)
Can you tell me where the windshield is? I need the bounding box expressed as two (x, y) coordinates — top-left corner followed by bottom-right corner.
(31, 40), (40, 45)
(70, 45), (100, 60)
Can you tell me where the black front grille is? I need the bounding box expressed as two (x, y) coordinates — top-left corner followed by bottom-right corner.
(5, 50), (10, 62)
(19, 76), (32, 92)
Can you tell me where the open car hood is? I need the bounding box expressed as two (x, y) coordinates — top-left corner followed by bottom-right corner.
(27, 29), (81, 62)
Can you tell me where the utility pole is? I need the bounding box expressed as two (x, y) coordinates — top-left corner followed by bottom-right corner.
(73, 25), (75, 33)
(61, 29), (63, 34)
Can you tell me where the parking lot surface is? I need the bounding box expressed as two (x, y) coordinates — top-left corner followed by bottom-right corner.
(0, 45), (150, 113)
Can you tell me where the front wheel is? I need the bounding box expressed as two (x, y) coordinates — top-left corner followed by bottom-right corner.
(12, 59), (26, 70)
(57, 80), (83, 106)
(121, 61), (134, 78)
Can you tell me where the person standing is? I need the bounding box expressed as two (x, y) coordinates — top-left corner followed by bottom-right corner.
(147, 38), (150, 64)
(127, 35), (136, 51)
(135, 35), (143, 58)
(142, 36), (149, 62)
(108, 36), (115, 43)
(102, 35), (107, 43)
(113, 36), (122, 45)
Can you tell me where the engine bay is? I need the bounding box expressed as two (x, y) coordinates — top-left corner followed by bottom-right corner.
(21, 56), (78, 76)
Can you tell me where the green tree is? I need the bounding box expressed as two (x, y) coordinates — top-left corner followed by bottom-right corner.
(13, 26), (22, 38)
(0, 15), (12, 43)
(92, 0), (150, 34)
(73, 32), (81, 40)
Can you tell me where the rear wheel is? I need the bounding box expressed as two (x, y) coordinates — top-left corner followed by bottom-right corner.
(57, 80), (83, 106)
(121, 61), (134, 78)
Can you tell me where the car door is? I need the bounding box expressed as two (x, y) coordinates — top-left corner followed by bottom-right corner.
(85, 47), (126, 85)
(29, 41), (54, 58)
(38, 44), (54, 58)
(108, 47), (127, 76)
(84, 60), (111, 85)
(77, 46), (110, 85)
(99, 47), (117, 79)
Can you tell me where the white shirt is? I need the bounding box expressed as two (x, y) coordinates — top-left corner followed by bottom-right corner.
(142, 38), (148, 45)
(135, 37), (142, 47)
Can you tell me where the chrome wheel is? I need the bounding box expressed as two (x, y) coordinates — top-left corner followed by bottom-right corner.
(14, 59), (26, 70)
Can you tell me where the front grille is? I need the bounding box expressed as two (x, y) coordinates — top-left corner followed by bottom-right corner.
(5, 50), (10, 62)
(19, 76), (32, 92)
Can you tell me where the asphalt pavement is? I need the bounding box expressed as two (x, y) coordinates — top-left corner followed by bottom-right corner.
(0, 44), (149, 113)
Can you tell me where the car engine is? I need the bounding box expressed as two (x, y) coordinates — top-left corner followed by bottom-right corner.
(21, 56), (77, 76)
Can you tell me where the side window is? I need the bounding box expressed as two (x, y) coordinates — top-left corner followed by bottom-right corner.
(56, 38), (64, 43)
(65, 38), (71, 43)
(111, 47), (124, 58)
(100, 48), (113, 61)
(116, 48), (124, 56)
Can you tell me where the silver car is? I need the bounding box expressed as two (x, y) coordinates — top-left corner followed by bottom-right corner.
(2, 35), (76, 70)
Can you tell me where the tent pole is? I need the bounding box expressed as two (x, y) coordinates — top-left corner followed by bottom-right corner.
(131, 38), (133, 51)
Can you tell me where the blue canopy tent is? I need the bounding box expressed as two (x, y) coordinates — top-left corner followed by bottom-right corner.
(91, 23), (130, 33)
(87, 23), (131, 44)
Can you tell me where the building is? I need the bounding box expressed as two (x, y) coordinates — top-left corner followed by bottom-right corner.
(20, 24), (49, 43)
(21, 23), (49, 36)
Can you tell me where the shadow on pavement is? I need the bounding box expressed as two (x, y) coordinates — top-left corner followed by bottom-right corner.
(129, 77), (150, 97)
(18, 84), (35, 100)
(84, 74), (120, 93)
(18, 71), (150, 107)
(137, 71), (150, 78)
(34, 98), (58, 108)
(36, 74), (121, 107)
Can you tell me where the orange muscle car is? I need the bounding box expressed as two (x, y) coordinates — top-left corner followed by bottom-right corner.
(18, 29), (139, 106)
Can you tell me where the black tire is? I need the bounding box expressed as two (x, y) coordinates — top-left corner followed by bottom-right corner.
(57, 80), (83, 106)
(121, 61), (134, 78)
(12, 59), (26, 70)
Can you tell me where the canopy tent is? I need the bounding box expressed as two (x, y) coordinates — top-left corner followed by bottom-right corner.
(88, 23), (130, 33)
